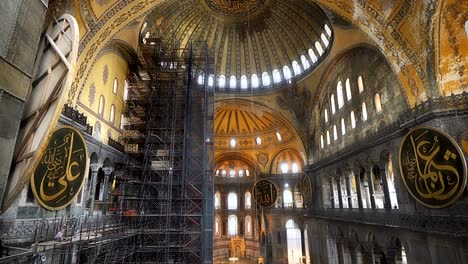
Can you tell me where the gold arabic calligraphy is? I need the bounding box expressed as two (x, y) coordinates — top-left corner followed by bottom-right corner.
(400, 127), (466, 208)
(32, 127), (87, 210)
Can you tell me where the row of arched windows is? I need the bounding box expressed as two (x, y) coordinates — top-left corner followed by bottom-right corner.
(197, 24), (332, 90)
(96, 78), (129, 130)
(215, 215), (253, 238)
(215, 192), (252, 210)
(320, 76), (383, 149)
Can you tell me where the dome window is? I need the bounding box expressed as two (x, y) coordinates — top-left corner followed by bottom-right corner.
(230, 138), (236, 147)
(330, 94), (336, 114)
(281, 163), (289, 174)
(251, 74), (259, 88)
(292, 163), (299, 173)
(218, 75), (226, 88)
(320, 134), (324, 149)
(326, 130), (331, 145)
(272, 69), (281, 83)
(324, 109), (329, 123)
(208, 75), (214, 87)
(308, 48), (318, 63)
(229, 75), (236, 89)
(197, 74), (204, 85)
(362, 102), (368, 121)
(301, 55), (310, 70)
(333, 125), (338, 141)
(351, 111), (356, 128)
(283, 65), (292, 80)
(276, 132), (282, 141)
(256, 137), (262, 145)
(375, 93), (382, 113)
(358, 76), (364, 93)
(337, 81), (344, 109)
(241, 75), (248, 89)
(315, 41), (324, 56)
(321, 33), (329, 47)
(341, 118), (346, 135)
(345, 78), (352, 101)
(262, 72), (271, 86)
(325, 24), (332, 37)
(292, 61), (301, 76)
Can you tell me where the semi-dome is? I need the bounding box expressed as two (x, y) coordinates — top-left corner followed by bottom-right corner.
(143, 0), (333, 92)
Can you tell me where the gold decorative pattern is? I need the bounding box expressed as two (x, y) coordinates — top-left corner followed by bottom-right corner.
(204, 0), (264, 16)
(31, 126), (89, 210)
(399, 126), (467, 208)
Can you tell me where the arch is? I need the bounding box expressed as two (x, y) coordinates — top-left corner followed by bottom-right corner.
(245, 192), (252, 209)
(227, 192), (238, 210)
(228, 215), (238, 236)
(98, 95), (105, 116)
(301, 55), (310, 70)
(214, 192), (221, 209)
(240, 75), (248, 89)
(375, 93), (382, 113)
(218, 75), (226, 88)
(90, 152), (99, 164)
(251, 74), (259, 88)
(337, 81), (344, 108)
(292, 61), (301, 75)
(229, 75), (236, 89)
(283, 65), (292, 80)
(272, 69), (281, 83)
(109, 104), (115, 124)
(270, 148), (303, 174)
(113, 78), (118, 94)
(262, 72), (271, 86)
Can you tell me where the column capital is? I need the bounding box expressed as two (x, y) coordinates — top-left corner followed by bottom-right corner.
(102, 167), (113, 175)
(89, 163), (101, 171)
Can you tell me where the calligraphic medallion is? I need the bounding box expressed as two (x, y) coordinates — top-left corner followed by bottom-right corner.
(399, 126), (467, 208)
(253, 179), (278, 207)
(300, 173), (313, 208)
(31, 126), (88, 210)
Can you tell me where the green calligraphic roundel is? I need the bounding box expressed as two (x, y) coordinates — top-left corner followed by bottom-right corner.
(253, 179), (278, 207)
(31, 126), (88, 210)
(399, 126), (467, 208)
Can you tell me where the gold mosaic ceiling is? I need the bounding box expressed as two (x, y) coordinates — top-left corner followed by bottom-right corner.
(143, 0), (333, 91)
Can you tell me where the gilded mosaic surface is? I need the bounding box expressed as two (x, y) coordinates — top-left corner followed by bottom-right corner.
(204, 0), (265, 16)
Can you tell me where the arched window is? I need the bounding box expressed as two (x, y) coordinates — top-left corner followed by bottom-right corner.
(465, 20), (468, 37)
(98, 95), (105, 116)
(351, 111), (356, 128)
(292, 163), (299, 173)
(215, 192), (221, 209)
(333, 125), (338, 141)
(123, 80), (129, 101)
(113, 78), (118, 94)
(262, 72), (271, 86)
(308, 48), (318, 63)
(229, 169), (236, 177)
(238, 169), (244, 177)
(272, 69), (281, 83)
(285, 219), (302, 264)
(208, 75), (214, 87)
(283, 188), (293, 208)
(337, 81), (344, 108)
(228, 192), (238, 210)
(330, 94), (336, 114)
(245, 216), (252, 237)
(341, 118), (346, 135)
(246, 169), (250, 177)
(325, 24), (332, 37)
(120, 113), (125, 130)
(326, 130), (331, 145)
(374, 93), (382, 113)
(110, 105), (115, 124)
(315, 41), (324, 56)
(324, 109), (329, 123)
(197, 74), (204, 85)
(245, 192), (252, 209)
(300, 55), (310, 70)
(222, 169), (227, 177)
(345, 78), (351, 101)
(292, 61), (301, 75)
(228, 215), (238, 236)
(251, 74), (259, 88)
(321, 33), (329, 47)
(256, 137), (262, 145)
(276, 132), (282, 141)
(218, 75), (226, 88)
(320, 134), (324, 149)
(229, 75), (236, 89)
(362, 102), (368, 121)
(358, 76), (364, 93)
(283, 65), (292, 80)
(240, 75), (248, 89)
(281, 163), (289, 174)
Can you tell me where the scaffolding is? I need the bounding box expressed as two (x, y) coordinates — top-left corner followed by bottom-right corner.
(104, 37), (215, 263)
(0, 38), (214, 264)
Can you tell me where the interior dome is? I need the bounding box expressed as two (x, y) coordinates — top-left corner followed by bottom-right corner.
(143, 0), (333, 92)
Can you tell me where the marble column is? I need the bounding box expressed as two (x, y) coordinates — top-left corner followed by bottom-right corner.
(329, 179), (335, 208)
(337, 240), (345, 264)
(336, 177), (343, 209)
(101, 167), (113, 214)
(366, 165), (376, 209)
(354, 169), (364, 209)
(345, 174), (353, 208)
(379, 162), (392, 211)
(88, 163), (101, 215)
